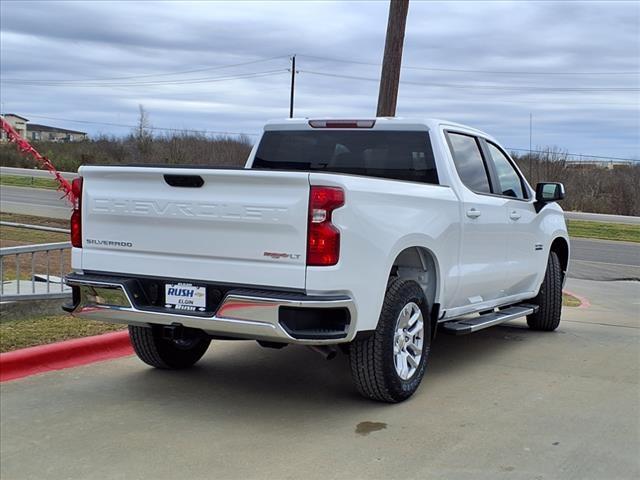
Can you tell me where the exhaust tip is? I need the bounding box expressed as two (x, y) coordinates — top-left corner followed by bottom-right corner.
(307, 345), (338, 360)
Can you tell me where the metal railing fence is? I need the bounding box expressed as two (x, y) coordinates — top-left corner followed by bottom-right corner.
(1, 221), (72, 302)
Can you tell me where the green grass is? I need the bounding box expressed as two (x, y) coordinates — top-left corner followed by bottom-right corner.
(567, 219), (640, 243)
(562, 292), (581, 307)
(0, 314), (125, 353)
(0, 174), (59, 190)
(0, 212), (70, 230)
(0, 225), (68, 245)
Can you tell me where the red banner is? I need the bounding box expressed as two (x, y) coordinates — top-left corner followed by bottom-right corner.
(1, 117), (76, 205)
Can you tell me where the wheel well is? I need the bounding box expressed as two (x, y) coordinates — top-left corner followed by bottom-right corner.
(550, 237), (569, 278)
(390, 246), (439, 338)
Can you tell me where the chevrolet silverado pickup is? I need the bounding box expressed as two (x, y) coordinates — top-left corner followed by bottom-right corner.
(64, 118), (569, 402)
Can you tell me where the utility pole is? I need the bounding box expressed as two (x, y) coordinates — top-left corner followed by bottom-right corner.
(289, 55), (296, 118)
(529, 112), (533, 179)
(376, 0), (410, 117)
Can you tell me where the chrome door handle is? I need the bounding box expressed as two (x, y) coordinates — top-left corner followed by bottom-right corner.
(466, 208), (481, 219)
(509, 211), (521, 221)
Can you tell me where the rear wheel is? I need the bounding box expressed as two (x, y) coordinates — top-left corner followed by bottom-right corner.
(527, 251), (562, 331)
(349, 278), (431, 403)
(129, 325), (211, 369)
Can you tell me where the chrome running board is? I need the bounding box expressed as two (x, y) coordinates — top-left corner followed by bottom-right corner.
(442, 304), (537, 335)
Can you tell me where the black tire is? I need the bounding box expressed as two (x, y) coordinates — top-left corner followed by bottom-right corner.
(349, 278), (431, 403)
(128, 325), (211, 369)
(527, 251), (562, 331)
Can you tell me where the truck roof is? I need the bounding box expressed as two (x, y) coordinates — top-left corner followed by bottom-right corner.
(263, 117), (493, 140)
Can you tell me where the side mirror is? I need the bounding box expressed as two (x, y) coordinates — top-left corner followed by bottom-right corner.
(535, 182), (565, 203)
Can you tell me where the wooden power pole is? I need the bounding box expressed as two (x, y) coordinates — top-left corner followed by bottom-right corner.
(376, 0), (410, 117)
(289, 55), (296, 118)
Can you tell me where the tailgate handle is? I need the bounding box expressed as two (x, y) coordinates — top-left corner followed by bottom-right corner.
(163, 174), (204, 188)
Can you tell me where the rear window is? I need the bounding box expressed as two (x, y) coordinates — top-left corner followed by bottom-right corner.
(252, 131), (439, 184)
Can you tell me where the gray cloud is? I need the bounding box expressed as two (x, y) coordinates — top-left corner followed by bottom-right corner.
(0, 0), (638, 158)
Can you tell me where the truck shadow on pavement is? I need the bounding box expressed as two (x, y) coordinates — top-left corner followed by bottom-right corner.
(113, 320), (546, 416)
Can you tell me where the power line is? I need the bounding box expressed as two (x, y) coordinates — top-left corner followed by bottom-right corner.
(507, 147), (638, 163)
(2, 55), (289, 83)
(22, 114), (259, 136)
(298, 53), (640, 76)
(2, 69), (289, 88)
(299, 69), (640, 92)
(4, 52), (637, 84)
(17, 114), (639, 162)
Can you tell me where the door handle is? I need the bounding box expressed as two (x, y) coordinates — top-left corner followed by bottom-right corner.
(509, 210), (521, 221)
(466, 208), (481, 219)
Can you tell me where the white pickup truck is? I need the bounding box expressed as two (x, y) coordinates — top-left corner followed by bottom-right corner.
(64, 118), (569, 402)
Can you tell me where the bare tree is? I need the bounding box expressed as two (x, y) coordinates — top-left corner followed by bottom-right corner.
(134, 104), (153, 159)
(2, 135), (635, 215)
(512, 150), (640, 215)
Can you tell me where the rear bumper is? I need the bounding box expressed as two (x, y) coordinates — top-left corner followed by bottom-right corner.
(64, 273), (356, 345)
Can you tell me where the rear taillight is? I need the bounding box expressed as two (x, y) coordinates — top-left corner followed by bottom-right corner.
(307, 186), (344, 266)
(70, 177), (83, 248)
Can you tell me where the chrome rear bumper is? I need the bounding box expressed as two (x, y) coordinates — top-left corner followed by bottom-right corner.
(64, 273), (356, 345)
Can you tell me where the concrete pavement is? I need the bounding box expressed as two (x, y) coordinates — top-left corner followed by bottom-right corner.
(564, 278), (639, 328)
(1, 278), (638, 480)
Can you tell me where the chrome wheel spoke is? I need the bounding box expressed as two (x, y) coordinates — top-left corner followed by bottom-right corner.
(397, 308), (410, 329)
(400, 351), (410, 378)
(408, 310), (421, 326)
(395, 350), (406, 376)
(393, 301), (425, 380)
(407, 353), (419, 369)
(407, 319), (423, 337)
(406, 341), (420, 355)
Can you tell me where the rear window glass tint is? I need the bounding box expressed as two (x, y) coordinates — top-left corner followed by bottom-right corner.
(253, 131), (439, 184)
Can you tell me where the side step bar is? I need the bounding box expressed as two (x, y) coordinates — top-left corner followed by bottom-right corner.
(442, 304), (538, 335)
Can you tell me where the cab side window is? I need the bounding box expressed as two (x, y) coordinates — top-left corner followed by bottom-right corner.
(447, 132), (492, 194)
(486, 142), (526, 199)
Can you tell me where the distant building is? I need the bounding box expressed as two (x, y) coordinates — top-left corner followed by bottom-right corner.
(0, 114), (87, 142)
(27, 124), (87, 142)
(0, 113), (29, 141)
(565, 160), (635, 170)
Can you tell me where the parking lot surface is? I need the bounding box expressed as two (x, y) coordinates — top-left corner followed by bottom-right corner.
(1, 279), (638, 480)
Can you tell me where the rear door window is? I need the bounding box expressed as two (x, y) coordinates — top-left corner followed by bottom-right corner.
(446, 132), (492, 194)
(253, 131), (439, 184)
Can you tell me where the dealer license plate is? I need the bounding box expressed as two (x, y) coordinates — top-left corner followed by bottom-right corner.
(165, 283), (207, 312)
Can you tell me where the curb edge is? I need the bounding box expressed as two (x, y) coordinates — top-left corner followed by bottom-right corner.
(0, 330), (133, 382)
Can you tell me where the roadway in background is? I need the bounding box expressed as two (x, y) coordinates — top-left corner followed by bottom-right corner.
(0, 185), (71, 219)
(1, 181), (638, 280)
(3, 167), (639, 223)
(563, 211), (640, 225)
(1, 166), (77, 180)
(570, 238), (639, 281)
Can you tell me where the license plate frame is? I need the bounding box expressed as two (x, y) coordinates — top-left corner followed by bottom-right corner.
(164, 282), (207, 312)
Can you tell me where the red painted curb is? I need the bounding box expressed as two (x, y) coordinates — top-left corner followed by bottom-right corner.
(0, 330), (133, 382)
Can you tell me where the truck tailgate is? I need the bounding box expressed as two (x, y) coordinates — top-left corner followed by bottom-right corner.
(79, 166), (310, 289)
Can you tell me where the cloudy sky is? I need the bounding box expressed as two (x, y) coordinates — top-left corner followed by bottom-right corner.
(1, 0), (638, 159)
